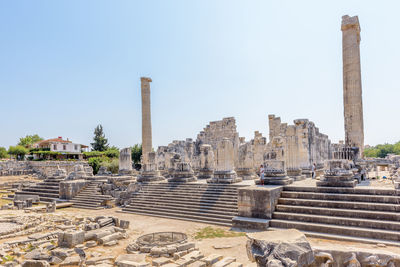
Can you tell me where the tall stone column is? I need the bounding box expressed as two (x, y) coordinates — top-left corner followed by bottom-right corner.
(341, 15), (364, 157)
(141, 77), (153, 163)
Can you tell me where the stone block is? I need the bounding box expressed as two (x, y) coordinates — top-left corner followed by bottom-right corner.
(58, 231), (85, 248)
(59, 256), (81, 266)
(120, 220), (130, 229)
(59, 180), (87, 200)
(152, 257), (171, 266)
(98, 232), (124, 244)
(237, 186), (282, 219)
(213, 257), (236, 267)
(21, 260), (50, 267)
(232, 216), (269, 230)
(176, 242), (195, 252)
(202, 254), (223, 266)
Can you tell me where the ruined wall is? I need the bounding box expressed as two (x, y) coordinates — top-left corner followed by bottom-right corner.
(0, 161), (91, 177)
(267, 115), (332, 170)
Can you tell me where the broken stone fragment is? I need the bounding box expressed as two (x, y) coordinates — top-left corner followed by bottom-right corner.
(98, 232), (124, 244)
(246, 229), (314, 267)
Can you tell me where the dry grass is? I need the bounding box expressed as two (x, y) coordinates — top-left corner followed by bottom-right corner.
(194, 227), (246, 240)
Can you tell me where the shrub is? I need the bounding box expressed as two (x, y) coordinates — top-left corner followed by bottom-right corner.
(101, 158), (119, 174)
(0, 147), (8, 159)
(88, 157), (104, 175)
(8, 145), (29, 160)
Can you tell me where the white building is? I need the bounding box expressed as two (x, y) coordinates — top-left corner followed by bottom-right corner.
(32, 137), (89, 160)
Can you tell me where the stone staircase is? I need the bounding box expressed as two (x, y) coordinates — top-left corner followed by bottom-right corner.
(14, 176), (64, 202)
(70, 181), (115, 210)
(269, 185), (400, 244)
(122, 182), (243, 226)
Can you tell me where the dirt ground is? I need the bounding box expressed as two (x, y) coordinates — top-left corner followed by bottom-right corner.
(1, 207), (400, 266)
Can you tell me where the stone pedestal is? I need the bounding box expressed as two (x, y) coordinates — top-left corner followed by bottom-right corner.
(138, 152), (165, 183)
(168, 162), (197, 183)
(197, 168), (214, 179)
(263, 160), (293, 185)
(198, 144), (214, 179)
(232, 186), (282, 230)
(208, 138), (242, 184)
(209, 170), (242, 184)
(317, 159), (356, 187)
(119, 147), (133, 175)
(287, 168), (305, 181)
(301, 167), (312, 178)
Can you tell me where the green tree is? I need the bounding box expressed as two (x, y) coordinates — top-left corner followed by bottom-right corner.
(104, 146), (119, 158)
(0, 147), (8, 159)
(18, 134), (43, 147)
(90, 124), (109, 151)
(131, 144), (142, 168)
(8, 145), (29, 160)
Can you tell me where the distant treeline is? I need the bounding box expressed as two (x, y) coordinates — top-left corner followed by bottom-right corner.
(364, 142), (400, 158)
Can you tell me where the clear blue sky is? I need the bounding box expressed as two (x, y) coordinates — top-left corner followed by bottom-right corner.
(1, 1), (399, 149)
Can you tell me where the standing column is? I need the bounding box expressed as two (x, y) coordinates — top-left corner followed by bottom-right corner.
(341, 15), (364, 157)
(141, 77), (152, 163)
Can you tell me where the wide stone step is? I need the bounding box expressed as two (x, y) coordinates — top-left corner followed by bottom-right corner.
(269, 220), (400, 241)
(16, 191), (59, 198)
(128, 201), (237, 214)
(140, 188), (238, 197)
(124, 205), (236, 219)
(273, 212), (400, 231)
(132, 195), (237, 206)
(121, 208), (232, 226)
(30, 185), (60, 190)
(276, 205), (400, 221)
(21, 188), (59, 194)
(281, 191), (400, 204)
(134, 193), (237, 202)
(130, 198), (237, 209)
(70, 199), (104, 205)
(283, 186), (399, 196)
(267, 227), (400, 247)
(278, 198), (400, 212)
(139, 185), (240, 193)
(72, 195), (112, 200)
(72, 203), (104, 210)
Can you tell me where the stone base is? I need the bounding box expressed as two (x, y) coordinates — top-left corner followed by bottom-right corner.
(317, 174), (357, 187)
(168, 177), (197, 183)
(236, 168), (258, 180)
(395, 181), (400, 190)
(301, 170), (312, 178)
(208, 177), (243, 184)
(197, 169), (214, 179)
(263, 176), (293, 185)
(118, 169), (133, 175)
(232, 216), (269, 230)
(290, 175), (306, 181)
(316, 180), (357, 187)
(137, 172), (165, 183)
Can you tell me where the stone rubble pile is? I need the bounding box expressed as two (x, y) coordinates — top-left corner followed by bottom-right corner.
(0, 214), (130, 267)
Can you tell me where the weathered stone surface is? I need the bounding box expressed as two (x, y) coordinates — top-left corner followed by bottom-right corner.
(21, 260), (50, 267)
(246, 229), (314, 267)
(342, 15), (364, 156)
(119, 148), (133, 174)
(59, 256), (80, 266)
(58, 231), (85, 248)
(237, 186), (282, 220)
(98, 232), (124, 244)
(59, 180), (87, 200)
(202, 254), (223, 266)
